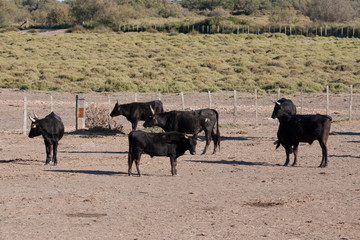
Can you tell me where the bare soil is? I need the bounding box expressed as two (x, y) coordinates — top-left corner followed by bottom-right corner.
(1, 89), (360, 240)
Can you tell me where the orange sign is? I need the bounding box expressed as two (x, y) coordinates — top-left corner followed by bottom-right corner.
(78, 108), (84, 118)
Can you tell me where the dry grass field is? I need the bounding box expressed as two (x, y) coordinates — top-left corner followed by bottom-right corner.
(1, 31), (360, 93)
(1, 90), (360, 239)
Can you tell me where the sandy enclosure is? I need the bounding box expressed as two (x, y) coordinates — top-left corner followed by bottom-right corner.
(1, 89), (360, 239)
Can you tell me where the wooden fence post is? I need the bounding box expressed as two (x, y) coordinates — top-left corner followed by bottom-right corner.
(353, 26), (355, 37)
(208, 91), (212, 109)
(134, 93), (137, 102)
(349, 85), (353, 120)
(255, 89), (258, 126)
(50, 95), (53, 112)
(158, 92), (161, 101)
(300, 87), (303, 114)
(23, 96), (27, 135)
(325, 25), (327, 36)
(233, 90), (237, 123)
(277, 87), (281, 100)
(76, 95), (85, 131)
(108, 95), (111, 129)
(180, 92), (185, 110)
(326, 85), (329, 115)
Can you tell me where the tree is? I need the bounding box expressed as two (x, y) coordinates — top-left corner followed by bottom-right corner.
(304, 0), (357, 22)
(0, 1), (29, 26)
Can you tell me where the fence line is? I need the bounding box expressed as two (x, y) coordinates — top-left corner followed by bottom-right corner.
(116, 23), (360, 38)
(11, 86), (360, 133)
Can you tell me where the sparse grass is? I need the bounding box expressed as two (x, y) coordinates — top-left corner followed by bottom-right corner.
(0, 31), (359, 93)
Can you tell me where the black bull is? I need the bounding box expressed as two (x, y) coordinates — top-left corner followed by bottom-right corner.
(128, 131), (197, 176)
(271, 99), (332, 167)
(28, 112), (64, 165)
(143, 108), (220, 155)
(110, 100), (164, 130)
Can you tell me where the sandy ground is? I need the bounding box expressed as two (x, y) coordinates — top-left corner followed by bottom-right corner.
(1, 89), (360, 239)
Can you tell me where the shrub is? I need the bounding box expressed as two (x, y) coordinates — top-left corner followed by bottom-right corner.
(85, 103), (123, 131)
(304, 0), (357, 22)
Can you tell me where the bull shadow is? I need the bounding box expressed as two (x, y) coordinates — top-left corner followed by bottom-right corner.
(197, 135), (251, 141)
(0, 158), (43, 165)
(61, 151), (128, 154)
(0, 160), (15, 163)
(332, 131), (360, 136)
(329, 154), (360, 159)
(66, 127), (125, 137)
(187, 159), (272, 166)
(221, 136), (251, 141)
(45, 169), (128, 176)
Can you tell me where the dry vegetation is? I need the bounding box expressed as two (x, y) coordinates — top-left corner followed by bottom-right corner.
(0, 31), (359, 94)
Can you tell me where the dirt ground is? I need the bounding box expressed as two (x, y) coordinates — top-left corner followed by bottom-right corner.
(1, 89), (360, 240)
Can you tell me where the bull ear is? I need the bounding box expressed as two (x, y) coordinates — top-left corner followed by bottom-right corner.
(28, 115), (36, 122)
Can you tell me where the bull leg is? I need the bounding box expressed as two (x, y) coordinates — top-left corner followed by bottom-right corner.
(319, 141), (328, 168)
(44, 140), (52, 165)
(170, 156), (177, 176)
(211, 130), (218, 154)
(131, 121), (138, 131)
(292, 143), (299, 166)
(128, 153), (133, 176)
(134, 157), (141, 176)
(284, 147), (291, 166)
(202, 133), (211, 155)
(52, 142), (58, 166)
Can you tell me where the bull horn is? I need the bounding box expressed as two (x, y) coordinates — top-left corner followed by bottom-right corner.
(272, 100), (280, 106)
(28, 115), (36, 122)
(150, 105), (155, 115)
(33, 112), (39, 119)
(116, 100), (118, 105)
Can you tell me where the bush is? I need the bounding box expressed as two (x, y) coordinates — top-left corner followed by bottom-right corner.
(269, 8), (297, 24)
(68, 24), (87, 33)
(85, 103), (123, 131)
(205, 7), (231, 17)
(304, 0), (357, 22)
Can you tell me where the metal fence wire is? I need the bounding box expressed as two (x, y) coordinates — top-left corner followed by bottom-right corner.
(0, 88), (359, 134)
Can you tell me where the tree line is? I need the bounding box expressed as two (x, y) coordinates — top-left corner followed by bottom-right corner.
(0, 0), (359, 29)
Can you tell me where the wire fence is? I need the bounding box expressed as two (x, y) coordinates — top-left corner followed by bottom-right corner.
(0, 87), (359, 134)
(117, 23), (360, 38)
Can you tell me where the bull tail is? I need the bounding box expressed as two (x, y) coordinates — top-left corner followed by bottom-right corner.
(274, 140), (281, 149)
(214, 109), (221, 151)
